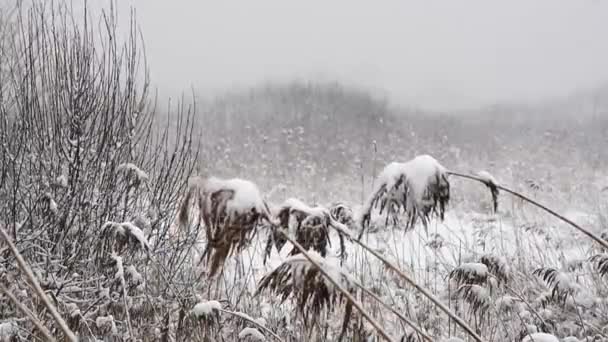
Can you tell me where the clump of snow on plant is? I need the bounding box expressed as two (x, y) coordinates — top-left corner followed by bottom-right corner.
(460, 262), (488, 276)
(0, 321), (18, 339)
(192, 300), (222, 318)
(103, 221), (150, 251)
(238, 327), (265, 340)
(116, 163), (149, 182)
(96, 315), (118, 335)
(121, 222), (149, 250)
(477, 170), (499, 186)
(521, 333), (559, 342)
(284, 251), (351, 290)
(204, 177), (269, 215)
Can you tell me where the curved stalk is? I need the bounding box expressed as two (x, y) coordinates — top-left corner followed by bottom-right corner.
(447, 171), (608, 250)
(330, 221), (485, 342)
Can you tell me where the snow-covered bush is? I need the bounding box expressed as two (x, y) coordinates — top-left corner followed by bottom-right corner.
(358, 155), (450, 238)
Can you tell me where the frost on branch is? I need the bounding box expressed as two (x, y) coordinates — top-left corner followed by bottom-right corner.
(256, 251), (355, 335)
(263, 198), (348, 265)
(178, 176), (275, 276)
(358, 154), (450, 239)
(238, 327), (265, 341)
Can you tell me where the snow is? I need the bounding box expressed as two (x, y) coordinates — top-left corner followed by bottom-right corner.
(477, 170), (499, 186)
(0, 321), (18, 338)
(204, 177), (268, 214)
(56, 174), (68, 188)
(111, 253), (124, 280)
(122, 222), (150, 251)
(96, 315), (118, 335)
(458, 263), (488, 277)
(281, 197), (327, 217)
(402, 154), (447, 201)
(192, 300), (222, 318)
(116, 163), (149, 182)
(49, 198), (58, 215)
(125, 265), (143, 285)
(521, 333), (559, 342)
(238, 327), (265, 340)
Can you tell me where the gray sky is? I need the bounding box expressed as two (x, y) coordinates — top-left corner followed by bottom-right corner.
(107, 0), (608, 111)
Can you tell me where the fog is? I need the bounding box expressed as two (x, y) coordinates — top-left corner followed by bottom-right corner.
(106, 0), (608, 111)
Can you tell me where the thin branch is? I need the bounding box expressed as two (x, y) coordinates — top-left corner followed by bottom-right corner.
(0, 226), (77, 342)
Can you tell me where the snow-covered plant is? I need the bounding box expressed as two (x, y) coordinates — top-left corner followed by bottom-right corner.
(521, 332), (559, 342)
(263, 198), (347, 265)
(256, 251), (355, 333)
(192, 300), (222, 319)
(449, 263), (489, 286)
(533, 268), (576, 304)
(329, 202), (356, 230)
(589, 253), (608, 277)
(0, 321), (19, 340)
(95, 314), (118, 336)
(191, 300), (223, 330)
(238, 327), (265, 341)
(99, 221), (150, 259)
(358, 155), (450, 239)
(178, 176), (275, 275)
(452, 284), (491, 317)
(479, 255), (510, 285)
(116, 163), (149, 186)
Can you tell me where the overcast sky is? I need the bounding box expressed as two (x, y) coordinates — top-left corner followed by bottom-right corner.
(104, 0), (608, 111)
